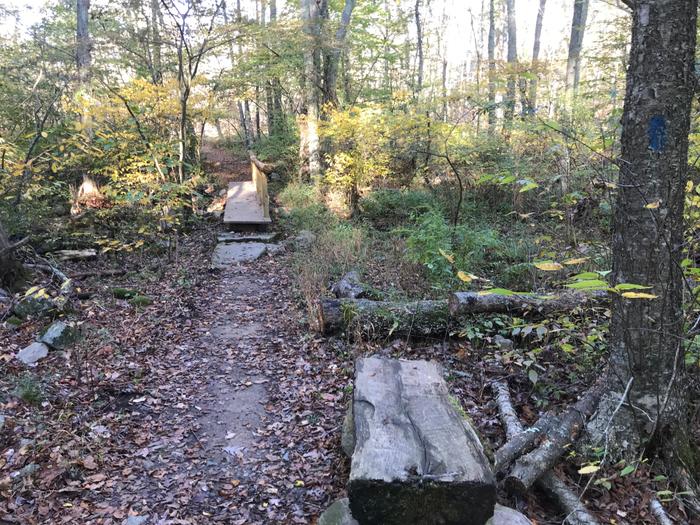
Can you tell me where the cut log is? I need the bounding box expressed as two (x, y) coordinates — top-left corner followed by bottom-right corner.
(348, 357), (496, 525)
(504, 376), (607, 494)
(492, 381), (599, 525)
(494, 411), (557, 474)
(331, 271), (366, 299)
(319, 298), (449, 338)
(649, 499), (673, 525)
(449, 291), (606, 318)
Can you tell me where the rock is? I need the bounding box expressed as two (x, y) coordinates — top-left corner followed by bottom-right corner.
(112, 288), (137, 299)
(0, 288), (9, 303)
(341, 401), (355, 457)
(14, 463), (39, 480)
(17, 342), (49, 365)
(129, 295), (153, 307)
(493, 335), (514, 351)
(270, 172), (281, 181)
(217, 232), (278, 243)
(13, 292), (54, 319)
(123, 516), (149, 525)
(265, 243), (285, 255)
(318, 499), (359, 525)
(293, 230), (316, 250)
(0, 415), (5, 431)
(487, 504), (532, 525)
(40, 321), (78, 350)
(211, 242), (268, 268)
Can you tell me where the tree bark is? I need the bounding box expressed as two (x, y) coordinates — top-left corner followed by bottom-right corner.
(449, 291), (606, 318)
(588, 0), (698, 462)
(487, 0), (496, 131)
(0, 220), (24, 289)
(150, 0), (163, 84)
(527, 0), (546, 114)
(565, 0), (589, 101)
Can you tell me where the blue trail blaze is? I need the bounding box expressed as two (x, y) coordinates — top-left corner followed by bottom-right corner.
(648, 115), (667, 152)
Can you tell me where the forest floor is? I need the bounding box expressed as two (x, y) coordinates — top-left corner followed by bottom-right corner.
(0, 145), (694, 524)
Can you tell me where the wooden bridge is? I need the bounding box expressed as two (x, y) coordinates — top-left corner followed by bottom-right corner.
(223, 161), (271, 228)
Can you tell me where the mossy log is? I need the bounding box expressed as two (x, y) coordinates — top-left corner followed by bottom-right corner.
(319, 298), (450, 338)
(449, 291), (606, 318)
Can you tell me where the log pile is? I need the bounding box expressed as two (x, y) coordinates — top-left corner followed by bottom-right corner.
(492, 380), (600, 525)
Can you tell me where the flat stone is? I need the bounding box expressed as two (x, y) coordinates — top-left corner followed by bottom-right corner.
(0, 415), (5, 431)
(217, 232), (278, 243)
(123, 516), (149, 525)
(264, 243), (285, 255)
(13, 293), (54, 319)
(319, 499), (359, 525)
(487, 504), (532, 525)
(211, 242), (268, 268)
(40, 321), (78, 350)
(17, 342), (49, 365)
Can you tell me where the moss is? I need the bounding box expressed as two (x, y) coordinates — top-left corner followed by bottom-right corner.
(6, 316), (23, 326)
(129, 295), (153, 307)
(112, 287), (137, 299)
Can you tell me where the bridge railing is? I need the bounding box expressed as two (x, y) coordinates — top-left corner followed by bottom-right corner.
(251, 161), (270, 220)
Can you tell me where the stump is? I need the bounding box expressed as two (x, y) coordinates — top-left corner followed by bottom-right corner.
(348, 357), (496, 525)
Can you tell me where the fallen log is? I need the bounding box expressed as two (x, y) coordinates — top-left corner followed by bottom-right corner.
(492, 381), (599, 525)
(69, 269), (127, 279)
(348, 357), (496, 525)
(494, 411), (557, 474)
(319, 298), (449, 337)
(449, 290), (606, 318)
(49, 249), (97, 262)
(649, 499), (673, 525)
(504, 376), (607, 494)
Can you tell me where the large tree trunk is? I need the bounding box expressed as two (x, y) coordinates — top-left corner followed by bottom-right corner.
(502, 0), (517, 133)
(486, 0), (496, 132)
(300, 0), (322, 183)
(565, 0), (589, 102)
(150, 0), (163, 84)
(527, 0), (546, 114)
(588, 0), (698, 462)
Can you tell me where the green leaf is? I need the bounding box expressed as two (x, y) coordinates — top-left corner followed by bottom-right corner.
(565, 279), (608, 290)
(620, 465), (635, 476)
(528, 369), (538, 385)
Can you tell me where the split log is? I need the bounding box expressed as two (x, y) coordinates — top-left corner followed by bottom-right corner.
(492, 381), (599, 525)
(449, 291), (606, 318)
(331, 271), (366, 299)
(319, 298), (449, 337)
(504, 376), (607, 494)
(348, 357), (496, 525)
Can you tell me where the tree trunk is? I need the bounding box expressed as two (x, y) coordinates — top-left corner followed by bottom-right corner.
(588, 0), (698, 462)
(300, 0), (322, 183)
(528, 0), (546, 114)
(565, 0), (589, 102)
(322, 0), (356, 108)
(150, 0), (163, 84)
(76, 0), (91, 86)
(503, 0), (517, 133)
(0, 220), (24, 289)
(414, 0), (424, 96)
(487, 0), (496, 132)
(449, 290), (606, 318)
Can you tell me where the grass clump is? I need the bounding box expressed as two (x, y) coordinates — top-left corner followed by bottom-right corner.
(278, 182), (336, 233)
(358, 189), (439, 229)
(14, 374), (43, 405)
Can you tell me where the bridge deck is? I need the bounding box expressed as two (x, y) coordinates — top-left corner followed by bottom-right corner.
(223, 181), (271, 225)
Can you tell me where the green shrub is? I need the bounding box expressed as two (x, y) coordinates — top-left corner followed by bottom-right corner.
(358, 189), (439, 229)
(278, 182), (336, 233)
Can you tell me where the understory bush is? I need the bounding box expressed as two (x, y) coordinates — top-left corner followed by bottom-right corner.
(277, 182), (335, 232)
(358, 188), (440, 229)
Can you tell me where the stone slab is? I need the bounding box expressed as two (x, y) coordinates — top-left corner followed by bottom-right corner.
(211, 242), (268, 268)
(17, 342), (49, 365)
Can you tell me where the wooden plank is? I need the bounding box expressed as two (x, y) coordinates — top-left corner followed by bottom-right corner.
(348, 357), (496, 525)
(251, 162), (270, 220)
(223, 181), (271, 225)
